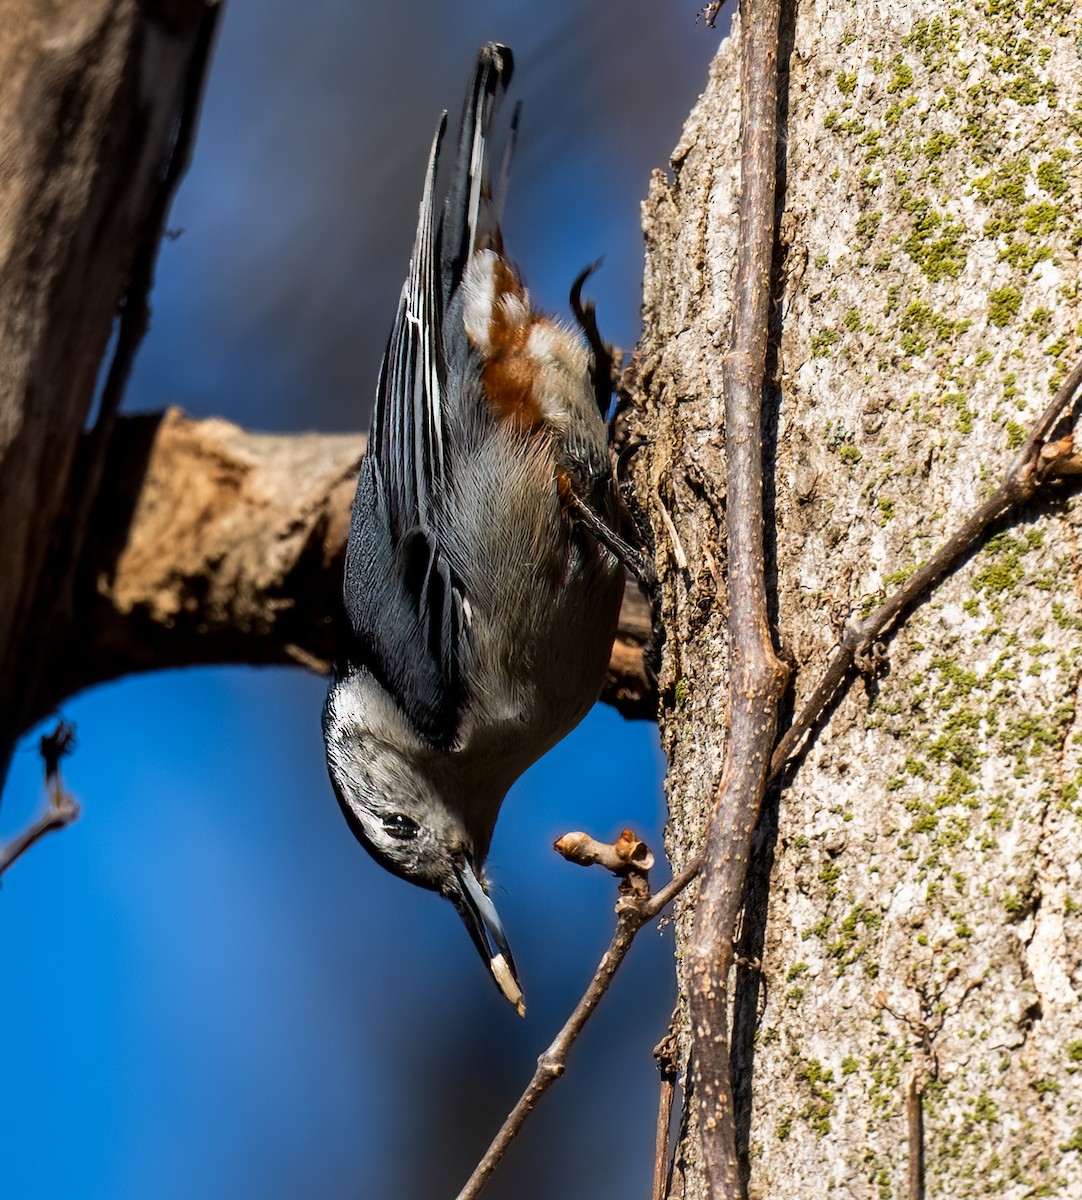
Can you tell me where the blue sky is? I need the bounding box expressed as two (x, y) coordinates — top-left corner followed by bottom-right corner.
(2, 4), (720, 1197)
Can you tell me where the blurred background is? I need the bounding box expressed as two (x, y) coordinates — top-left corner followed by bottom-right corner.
(2, 3), (721, 1197)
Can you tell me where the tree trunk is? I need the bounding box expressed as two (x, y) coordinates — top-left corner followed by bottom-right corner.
(634, 3), (1082, 1197)
(0, 0), (214, 776)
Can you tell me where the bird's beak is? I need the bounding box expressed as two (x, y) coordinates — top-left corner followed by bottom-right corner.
(452, 860), (526, 1017)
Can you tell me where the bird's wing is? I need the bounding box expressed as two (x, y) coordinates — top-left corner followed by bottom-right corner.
(343, 45), (515, 748)
(369, 118), (448, 544)
(344, 120), (467, 748)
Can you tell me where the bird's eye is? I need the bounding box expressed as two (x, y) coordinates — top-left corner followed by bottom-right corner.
(382, 813), (420, 840)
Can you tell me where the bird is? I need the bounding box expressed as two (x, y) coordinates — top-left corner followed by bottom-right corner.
(322, 42), (646, 1014)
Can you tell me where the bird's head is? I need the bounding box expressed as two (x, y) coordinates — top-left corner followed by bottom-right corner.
(322, 670), (525, 1015)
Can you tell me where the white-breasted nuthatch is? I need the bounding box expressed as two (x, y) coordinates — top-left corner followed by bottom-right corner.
(322, 43), (646, 1014)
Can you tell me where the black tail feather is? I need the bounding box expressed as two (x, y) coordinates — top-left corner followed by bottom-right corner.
(439, 42), (514, 303)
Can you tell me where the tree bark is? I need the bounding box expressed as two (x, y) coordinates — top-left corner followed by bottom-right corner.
(0, 0), (215, 775)
(634, 3), (1082, 1197)
(22, 409), (654, 726)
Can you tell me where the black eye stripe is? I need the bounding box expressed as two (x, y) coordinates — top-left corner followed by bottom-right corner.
(382, 813), (420, 840)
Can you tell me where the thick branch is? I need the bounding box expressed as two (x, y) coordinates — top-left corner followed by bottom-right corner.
(0, 1), (219, 779)
(27, 409), (656, 727)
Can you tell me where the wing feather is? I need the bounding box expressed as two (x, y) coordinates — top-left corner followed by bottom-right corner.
(342, 45), (515, 746)
(345, 120), (465, 745)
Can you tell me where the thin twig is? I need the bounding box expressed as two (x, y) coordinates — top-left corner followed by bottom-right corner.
(0, 722), (79, 879)
(685, 1), (787, 1196)
(907, 1073), (925, 1200)
(454, 860), (699, 1200)
(652, 1029), (680, 1200)
(0, 802), (78, 879)
(656, 487), (689, 571)
(461, 4), (789, 1191)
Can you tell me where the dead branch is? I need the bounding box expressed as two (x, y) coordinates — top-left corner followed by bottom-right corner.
(0, 722), (79, 879)
(684, 2), (788, 1196)
(652, 1029), (680, 1200)
(455, 853), (699, 1200)
(21, 410), (657, 730)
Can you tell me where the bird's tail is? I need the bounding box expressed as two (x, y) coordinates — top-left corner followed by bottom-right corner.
(439, 42), (516, 303)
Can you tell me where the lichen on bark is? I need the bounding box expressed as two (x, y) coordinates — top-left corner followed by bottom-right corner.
(633, 2), (1082, 1196)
